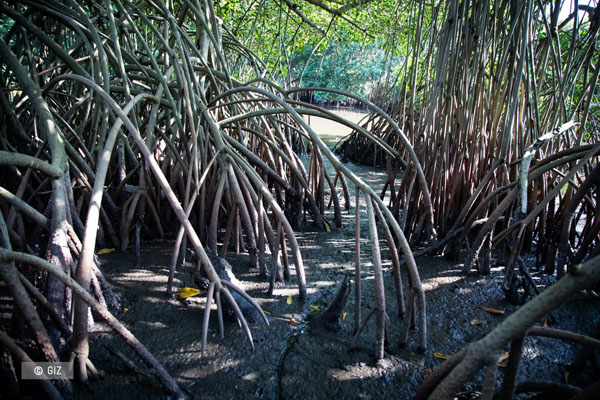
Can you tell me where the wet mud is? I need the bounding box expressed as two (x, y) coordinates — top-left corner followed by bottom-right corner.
(76, 133), (599, 399)
(79, 212), (599, 399)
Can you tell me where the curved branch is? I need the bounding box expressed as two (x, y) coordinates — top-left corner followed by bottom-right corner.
(0, 248), (185, 399)
(287, 86), (436, 242)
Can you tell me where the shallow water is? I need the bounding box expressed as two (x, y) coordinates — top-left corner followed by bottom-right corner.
(305, 108), (369, 138)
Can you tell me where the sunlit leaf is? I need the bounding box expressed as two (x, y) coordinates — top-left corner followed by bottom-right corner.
(498, 352), (509, 363)
(310, 304), (320, 311)
(97, 248), (115, 254)
(178, 287), (200, 299)
(286, 295), (293, 305)
(433, 352), (451, 360)
(477, 306), (505, 315)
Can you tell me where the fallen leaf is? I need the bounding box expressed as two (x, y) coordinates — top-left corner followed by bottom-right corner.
(564, 372), (569, 384)
(433, 352), (451, 360)
(477, 306), (505, 315)
(123, 307), (130, 314)
(470, 319), (485, 325)
(342, 312), (347, 320)
(322, 219), (331, 232)
(263, 310), (271, 314)
(178, 287), (200, 299)
(97, 248), (115, 255)
(542, 320), (548, 328)
(290, 317), (296, 325)
(498, 352), (509, 363)
(286, 295), (293, 305)
(310, 304), (320, 311)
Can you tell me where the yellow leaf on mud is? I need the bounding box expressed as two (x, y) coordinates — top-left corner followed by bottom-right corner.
(286, 295), (293, 305)
(494, 352), (510, 368)
(97, 248), (115, 255)
(477, 306), (505, 315)
(498, 352), (509, 363)
(322, 219), (331, 232)
(342, 312), (347, 320)
(178, 287), (200, 299)
(433, 352), (451, 360)
(564, 372), (569, 384)
(290, 317), (296, 325)
(310, 304), (320, 311)
(123, 307), (130, 314)
(263, 310), (271, 314)
(470, 319), (485, 325)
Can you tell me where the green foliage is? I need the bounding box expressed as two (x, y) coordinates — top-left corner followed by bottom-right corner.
(218, 0), (598, 124)
(1, 15), (14, 39)
(290, 38), (402, 101)
(217, 0), (409, 95)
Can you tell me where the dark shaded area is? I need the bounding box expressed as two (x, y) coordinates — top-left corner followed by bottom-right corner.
(75, 233), (600, 399)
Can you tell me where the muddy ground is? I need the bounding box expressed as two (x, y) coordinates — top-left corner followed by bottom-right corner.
(75, 138), (599, 400)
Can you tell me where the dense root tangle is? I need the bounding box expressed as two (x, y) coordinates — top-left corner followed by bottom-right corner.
(329, 0), (599, 396)
(0, 1), (428, 398)
(334, 0), (600, 281)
